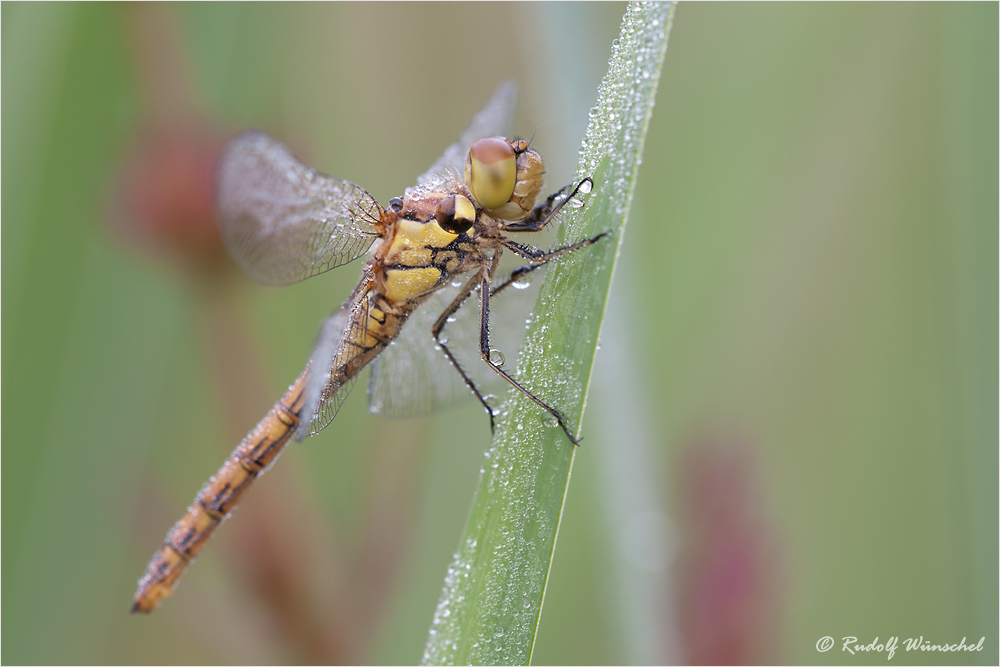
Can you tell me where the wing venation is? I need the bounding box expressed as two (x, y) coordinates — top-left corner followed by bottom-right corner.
(217, 130), (381, 286)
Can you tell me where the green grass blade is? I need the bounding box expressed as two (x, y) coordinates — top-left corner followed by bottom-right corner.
(422, 3), (676, 664)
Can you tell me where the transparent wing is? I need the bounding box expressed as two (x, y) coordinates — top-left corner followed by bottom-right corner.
(412, 82), (517, 192)
(217, 130), (381, 286)
(367, 261), (544, 420)
(297, 297), (365, 439)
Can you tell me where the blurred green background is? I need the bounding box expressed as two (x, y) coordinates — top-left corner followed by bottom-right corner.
(3, 3), (996, 664)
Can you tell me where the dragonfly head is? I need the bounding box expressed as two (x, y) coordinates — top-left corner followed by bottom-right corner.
(465, 137), (544, 222)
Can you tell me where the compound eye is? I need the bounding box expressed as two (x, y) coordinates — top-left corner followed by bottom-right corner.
(435, 194), (475, 234)
(465, 137), (516, 210)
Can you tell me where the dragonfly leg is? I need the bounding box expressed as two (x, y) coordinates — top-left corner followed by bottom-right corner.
(476, 271), (581, 446)
(489, 263), (545, 298)
(430, 270), (500, 431)
(500, 230), (610, 266)
(490, 227), (610, 302)
(500, 177), (593, 233)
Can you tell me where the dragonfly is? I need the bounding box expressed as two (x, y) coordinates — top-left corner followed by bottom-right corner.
(131, 83), (606, 613)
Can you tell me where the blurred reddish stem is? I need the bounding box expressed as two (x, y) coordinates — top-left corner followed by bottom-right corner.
(674, 435), (784, 665)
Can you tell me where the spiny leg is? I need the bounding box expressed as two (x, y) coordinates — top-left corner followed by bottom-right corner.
(490, 263), (545, 298)
(431, 269), (500, 431)
(500, 230), (610, 266)
(491, 230), (610, 299)
(477, 269), (581, 446)
(435, 226), (608, 441)
(501, 177), (593, 233)
(493, 174), (605, 294)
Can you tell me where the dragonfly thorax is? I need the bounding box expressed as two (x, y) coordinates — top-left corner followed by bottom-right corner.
(372, 193), (481, 305)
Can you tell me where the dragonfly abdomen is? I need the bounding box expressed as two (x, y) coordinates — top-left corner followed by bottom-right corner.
(131, 369), (308, 613)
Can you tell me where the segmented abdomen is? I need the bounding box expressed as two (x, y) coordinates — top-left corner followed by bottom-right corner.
(131, 369), (308, 613)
